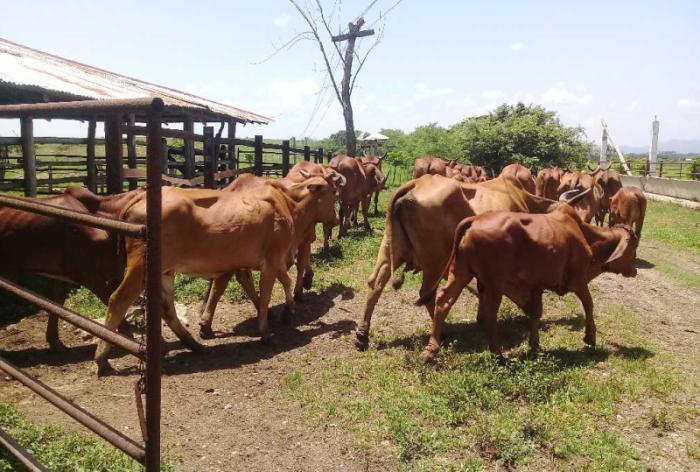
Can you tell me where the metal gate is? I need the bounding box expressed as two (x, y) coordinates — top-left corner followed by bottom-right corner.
(0, 99), (164, 471)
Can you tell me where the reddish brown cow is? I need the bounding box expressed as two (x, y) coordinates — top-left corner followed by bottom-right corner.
(588, 164), (623, 225)
(609, 186), (647, 239)
(354, 174), (589, 351)
(536, 167), (567, 200)
(412, 156), (456, 179)
(330, 155), (373, 236)
(418, 203), (638, 361)
(557, 171), (603, 223)
(499, 163), (536, 194)
(198, 163), (345, 338)
(359, 155), (385, 214)
(97, 177), (339, 375)
(0, 187), (141, 349)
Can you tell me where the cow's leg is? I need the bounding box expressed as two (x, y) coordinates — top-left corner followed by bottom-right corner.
(322, 222), (332, 250)
(234, 270), (260, 309)
(351, 203), (359, 227)
(373, 191), (380, 216)
(277, 268), (295, 324)
(575, 286), (596, 346)
(478, 290), (504, 360)
(523, 290), (543, 354)
(420, 273), (469, 363)
(355, 248), (396, 350)
(294, 241), (312, 301)
(199, 272), (234, 339)
(256, 268), (276, 340)
(45, 282), (70, 351)
(338, 204), (347, 238)
(95, 259), (145, 377)
(161, 274), (203, 352)
(361, 195), (372, 232)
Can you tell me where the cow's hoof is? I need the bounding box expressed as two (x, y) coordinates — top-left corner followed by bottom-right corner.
(187, 339), (206, 353)
(354, 331), (369, 351)
(96, 361), (116, 378)
(583, 333), (596, 347)
(199, 326), (215, 340)
(419, 349), (438, 364)
(259, 333), (275, 346)
(303, 271), (314, 290)
(293, 291), (304, 303)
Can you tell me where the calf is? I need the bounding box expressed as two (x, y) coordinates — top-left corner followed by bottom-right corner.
(536, 167), (567, 200)
(557, 171), (603, 223)
(359, 155), (385, 214)
(330, 155), (372, 236)
(412, 156), (456, 179)
(609, 186), (646, 239)
(0, 187), (141, 349)
(588, 164), (623, 225)
(97, 176), (338, 375)
(418, 203), (638, 362)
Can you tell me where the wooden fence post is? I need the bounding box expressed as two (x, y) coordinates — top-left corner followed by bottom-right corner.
(127, 114), (137, 190)
(254, 135), (263, 176)
(20, 116), (37, 197)
(104, 115), (123, 194)
(659, 162), (663, 178)
(86, 118), (97, 193)
(326, 151), (332, 163)
(303, 145), (311, 162)
(316, 147), (323, 164)
(228, 119), (236, 171)
(183, 116), (195, 179)
(203, 126), (216, 188)
(282, 140), (290, 177)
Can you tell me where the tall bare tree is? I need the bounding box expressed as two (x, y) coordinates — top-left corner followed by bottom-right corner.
(285, 0), (403, 156)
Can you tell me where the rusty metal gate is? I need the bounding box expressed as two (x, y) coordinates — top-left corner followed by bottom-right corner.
(0, 99), (165, 471)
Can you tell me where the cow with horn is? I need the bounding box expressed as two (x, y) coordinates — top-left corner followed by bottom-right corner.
(587, 162), (622, 226)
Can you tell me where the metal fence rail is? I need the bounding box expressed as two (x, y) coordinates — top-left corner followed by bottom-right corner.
(0, 99), (164, 471)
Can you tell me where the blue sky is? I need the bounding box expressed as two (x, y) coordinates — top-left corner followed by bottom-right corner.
(1, 0), (699, 147)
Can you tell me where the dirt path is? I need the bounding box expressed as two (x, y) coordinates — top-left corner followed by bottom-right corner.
(1, 239), (699, 471)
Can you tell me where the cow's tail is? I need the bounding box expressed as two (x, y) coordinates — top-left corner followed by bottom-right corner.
(415, 216), (476, 306)
(368, 179), (416, 289)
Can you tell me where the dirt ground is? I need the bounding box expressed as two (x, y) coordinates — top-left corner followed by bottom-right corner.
(1, 239), (699, 471)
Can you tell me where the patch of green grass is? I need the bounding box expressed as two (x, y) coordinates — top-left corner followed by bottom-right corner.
(645, 257), (700, 288)
(65, 287), (106, 319)
(643, 201), (700, 256)
(0, 402), (187, 471)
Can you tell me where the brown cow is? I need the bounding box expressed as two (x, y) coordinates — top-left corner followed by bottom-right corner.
(535, 167), (567, 200)
(96, 177), (339, 375)
(0, 187), (141, 350)
(354, 174), (588, 350)
(609, 186), (647, 239)
(461, 165), (488, 183)
(412, 156), (456, 179)
(330, 155), (373, 236)
(588, 164), (623, 225)
(359, 155), (385, 214)
(499, 163), (536, 194)
(557, 171), (603, 224)
(198, 164), (345, 338)
(417, 202), (638, 361)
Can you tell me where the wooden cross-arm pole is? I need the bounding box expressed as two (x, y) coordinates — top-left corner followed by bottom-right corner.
(332, 29), (375, 42)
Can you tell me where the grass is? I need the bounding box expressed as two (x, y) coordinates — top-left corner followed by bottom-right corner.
(0, 402), (192, 472)
(643, 200), (700, 256)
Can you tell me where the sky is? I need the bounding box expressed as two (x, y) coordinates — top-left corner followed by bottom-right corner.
(1, 0), (699, 148)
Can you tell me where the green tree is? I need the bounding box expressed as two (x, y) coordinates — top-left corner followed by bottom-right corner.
(451, 103), (591, 176)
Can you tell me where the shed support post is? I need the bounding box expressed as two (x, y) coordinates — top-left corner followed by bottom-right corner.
(228, 120), (236, 171)
(86, 118), (97, 193)
(282, 140), (290, 177)
(254, 135), (263, 176)
(203, 126), (216, 188)
(104, 115), (123, 194)
(183, 117), (195, 179)
(127, 114), (137, 190)
(20, 117), (36, 197)
(303, 145), (311, 162)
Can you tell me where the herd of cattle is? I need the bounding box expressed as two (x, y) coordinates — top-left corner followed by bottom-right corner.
(0, 153), (647, 375)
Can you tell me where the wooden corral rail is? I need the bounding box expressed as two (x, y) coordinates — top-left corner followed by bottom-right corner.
(0, 133), (335, 195)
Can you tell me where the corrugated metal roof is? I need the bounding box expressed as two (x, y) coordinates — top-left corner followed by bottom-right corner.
(0, 38), (271, 124)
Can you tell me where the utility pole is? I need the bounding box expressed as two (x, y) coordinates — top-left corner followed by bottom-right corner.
(332, 18), (375, 157)
(601, 119), (632, 176)
(649, 116), (659, 177)
(600, 127), (608, 164)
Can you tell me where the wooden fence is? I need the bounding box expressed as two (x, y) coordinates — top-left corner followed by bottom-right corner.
(609, 158), (700, 180)
(0, 135), (334, 195)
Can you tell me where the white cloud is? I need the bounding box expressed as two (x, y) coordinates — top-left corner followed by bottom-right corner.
(482, 89), (505, 100)
(510, 42), (524, 51)
(414, 83), (454, 101)
(679, 98), (700, 109)
(541, 84), (593, 105)
(273, 15), (291, 27)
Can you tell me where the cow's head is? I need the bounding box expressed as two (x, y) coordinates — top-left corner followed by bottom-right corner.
(602, 224), (638, 277)
(297, 170), (343, 226)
